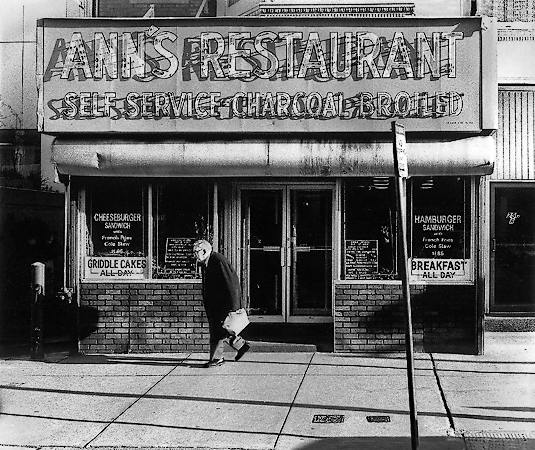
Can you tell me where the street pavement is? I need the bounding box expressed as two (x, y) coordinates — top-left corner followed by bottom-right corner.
(0, 332), (534, 449)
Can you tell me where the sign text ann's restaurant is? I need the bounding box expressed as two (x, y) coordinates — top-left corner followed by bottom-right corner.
(38, 17), (497, 354)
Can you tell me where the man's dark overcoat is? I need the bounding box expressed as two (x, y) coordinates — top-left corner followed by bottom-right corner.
(201, 251), (242, 322)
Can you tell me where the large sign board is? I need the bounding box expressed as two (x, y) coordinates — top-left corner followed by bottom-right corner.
(38, 17), (494, 133)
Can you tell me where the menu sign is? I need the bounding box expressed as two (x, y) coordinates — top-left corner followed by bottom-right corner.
(412, 213), (465, 259)
(91, 212), (143, 256)
(159, 237), (199, 279)
(85, 256), (148, 279)
(411, 212), (470, 281)
(345, 240), (379, 280)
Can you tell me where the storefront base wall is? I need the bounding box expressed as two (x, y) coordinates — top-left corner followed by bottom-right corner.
(78, 283), (209, 353)
(334, 284), (477, 354)
(78, 283), (476, 354)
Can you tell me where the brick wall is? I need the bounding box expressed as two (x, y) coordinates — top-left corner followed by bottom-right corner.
(78, 283), (209, 353)
(335, 283), (477, 353)
(78, 281), (476, 354)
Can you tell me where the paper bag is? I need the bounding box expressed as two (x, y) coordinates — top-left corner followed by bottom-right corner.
(222, 308), (250, 336)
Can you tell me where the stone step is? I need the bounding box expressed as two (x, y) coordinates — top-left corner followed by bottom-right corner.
(248, 340), (317, 352)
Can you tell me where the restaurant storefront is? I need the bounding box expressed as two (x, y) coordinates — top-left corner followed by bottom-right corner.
(38, 17), (497, 353)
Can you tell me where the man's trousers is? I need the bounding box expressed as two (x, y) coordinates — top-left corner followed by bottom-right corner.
(208, 319), (246, 360)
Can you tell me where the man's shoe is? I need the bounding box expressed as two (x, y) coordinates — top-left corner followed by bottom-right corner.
(235, 342), (250, 361)
(203, 358), (225, 368)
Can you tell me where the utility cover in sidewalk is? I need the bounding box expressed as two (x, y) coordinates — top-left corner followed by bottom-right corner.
(366, 415), (391, 423)
(312, 414), (345, 423)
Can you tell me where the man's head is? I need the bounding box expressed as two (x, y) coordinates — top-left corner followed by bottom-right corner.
(193, 239), (212, 264)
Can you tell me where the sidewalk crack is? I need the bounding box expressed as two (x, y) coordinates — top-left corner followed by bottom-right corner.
(430, 353), (456, 434)
(273, 352), (315, 449)
(82, 354), (190, 448)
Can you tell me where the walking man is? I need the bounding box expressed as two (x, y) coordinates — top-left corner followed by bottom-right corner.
(193, 239), (250, 367)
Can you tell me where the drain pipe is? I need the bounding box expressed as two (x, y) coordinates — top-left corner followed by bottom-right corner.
(63, 174), (70, 289)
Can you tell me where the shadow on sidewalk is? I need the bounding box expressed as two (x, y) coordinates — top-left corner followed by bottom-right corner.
(60, 354), (194, 366)
(0, 338), (74, 361)
(290, 435), (534, 449)
(291, 436), (464, 449)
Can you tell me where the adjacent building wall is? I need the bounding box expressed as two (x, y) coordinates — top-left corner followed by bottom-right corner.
(495, 87), (535, 180)
(478, 2), (534, 325)
(0, 0), (91, 190)
(218, 0), (473, 17)
(493, 22), (535, 182)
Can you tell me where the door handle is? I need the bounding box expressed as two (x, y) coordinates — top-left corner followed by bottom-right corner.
(280, 246), (285, 267)
(491, 238), (496, 252)
(287, 245), (292, 267)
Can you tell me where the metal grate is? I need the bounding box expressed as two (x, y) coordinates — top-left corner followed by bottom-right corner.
(366, 415), (391, 423)
(312, 414), (345, 424)
(463, 431), (533, 450)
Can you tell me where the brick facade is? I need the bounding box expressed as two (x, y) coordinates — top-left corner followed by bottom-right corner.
(334, 283), (477, 353)
(78, 282), (209, 353)
(78, 282), (476, 354)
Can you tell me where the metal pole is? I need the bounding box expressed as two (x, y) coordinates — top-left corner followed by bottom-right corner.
(395, 176), (419, 449)
(62, 175), (77, 355)
(392, 121), (419, 449)
(64, 176), (70, 288)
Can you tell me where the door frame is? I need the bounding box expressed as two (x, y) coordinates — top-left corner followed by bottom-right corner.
(237, 181), (336, 323)
(490, 180), (535, 313)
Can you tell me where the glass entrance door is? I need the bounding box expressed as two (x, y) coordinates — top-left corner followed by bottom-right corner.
(241, 189), (284, 317)
(240, 186), (333, 322)
(491, 184), (535, 312)
(290, 189), (332, 317)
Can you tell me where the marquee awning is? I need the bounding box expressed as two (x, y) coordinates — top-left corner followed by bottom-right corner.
(51, 135), (495, 177)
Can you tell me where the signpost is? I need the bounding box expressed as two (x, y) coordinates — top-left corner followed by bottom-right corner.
(392, 121), (419, 449)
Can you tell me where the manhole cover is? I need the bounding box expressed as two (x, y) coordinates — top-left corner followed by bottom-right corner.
(312, 414), (345, 423)
(366, 415), (391, 423)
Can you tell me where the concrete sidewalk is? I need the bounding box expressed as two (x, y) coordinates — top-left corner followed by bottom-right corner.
(0, 332), (534, 450)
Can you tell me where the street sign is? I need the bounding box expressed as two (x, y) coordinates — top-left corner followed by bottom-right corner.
(393, 122), (408, 178)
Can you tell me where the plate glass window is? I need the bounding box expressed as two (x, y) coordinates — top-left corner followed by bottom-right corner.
(84, 179), (148, 280)
(86, 179), (146, 257)
(152, 181), (212, 279)
(343, 178), (398, 280)
(409, 177), (472, 282)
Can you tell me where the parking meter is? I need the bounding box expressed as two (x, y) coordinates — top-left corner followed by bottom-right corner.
(30, 262), (45, 360)
(31, 262), (45, 295)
